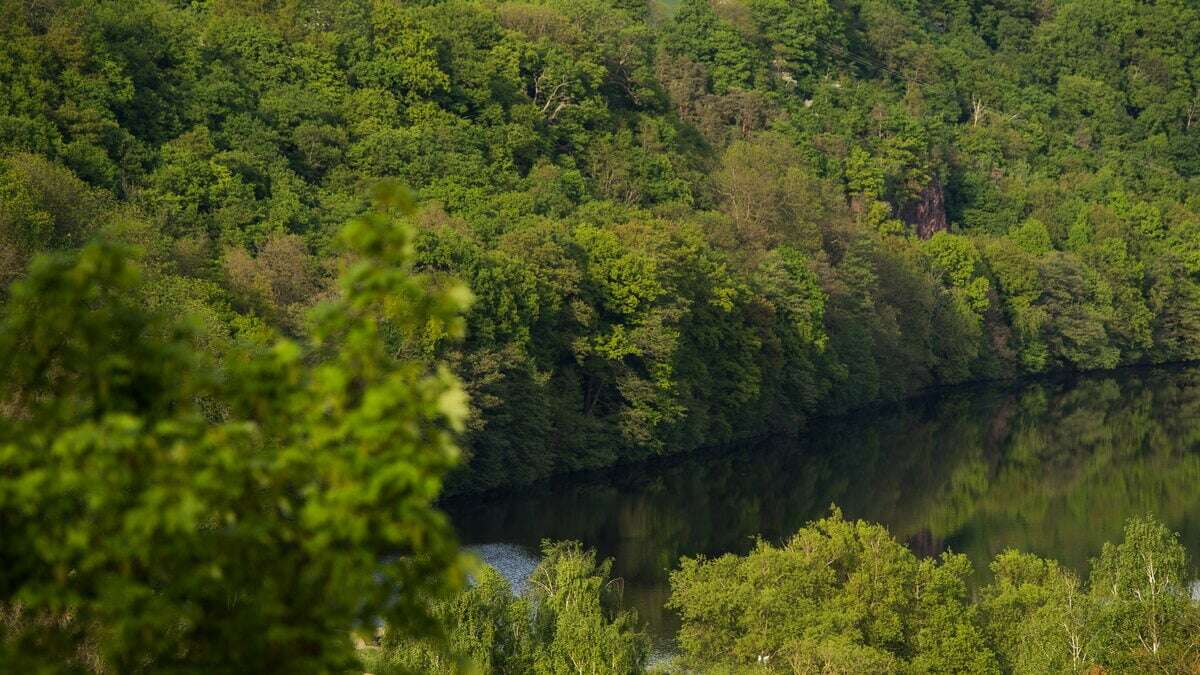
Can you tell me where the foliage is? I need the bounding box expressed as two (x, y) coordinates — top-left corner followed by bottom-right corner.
(673, 512), (1200, 674)
(2, 0), (1200, 493)
(0, 184), (472, 672)
(669, 508), (997, 673)
(369, 541), (648, 675)
(6, 0), (1200, 670)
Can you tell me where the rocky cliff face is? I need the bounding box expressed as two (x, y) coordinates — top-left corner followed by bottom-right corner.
(902, 176), (949, 239)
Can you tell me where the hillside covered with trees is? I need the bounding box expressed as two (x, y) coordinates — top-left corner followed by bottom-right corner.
(4, 0), (1200, 672)
(4, 0), (1200, 492)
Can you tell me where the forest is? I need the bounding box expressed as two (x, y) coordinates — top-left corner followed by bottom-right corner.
(2, 0), (1200, 672)
(371, 513), (1200, 674)
(4, 0), (1200, 492)
(447, 365), (1200, 634)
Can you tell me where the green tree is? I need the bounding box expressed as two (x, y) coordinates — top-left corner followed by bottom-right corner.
(1088, 516), (1199, 672)
(0, 183), (472, 672)
(528, 541), (649, 674)
(980, 550), (1097, 674)
(977, 515), (1200, 673)
(667, 0), (762, 95)
(669, 508), (997, 673)
(369, 565), (535, 675)
(371, 541), (648, 675)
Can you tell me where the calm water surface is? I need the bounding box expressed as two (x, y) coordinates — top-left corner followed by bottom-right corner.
(446, 366), (1200, 648)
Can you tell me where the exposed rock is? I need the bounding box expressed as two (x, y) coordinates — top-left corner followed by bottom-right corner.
(902, 175), (949, 240)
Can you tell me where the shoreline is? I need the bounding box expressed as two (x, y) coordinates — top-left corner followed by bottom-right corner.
(441, 359), (1200, 506)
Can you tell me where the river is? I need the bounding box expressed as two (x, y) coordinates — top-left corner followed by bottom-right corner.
(445, 365), (1200, 651)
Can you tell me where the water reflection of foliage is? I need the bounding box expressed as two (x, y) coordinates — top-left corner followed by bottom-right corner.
(449, 367), (1200, 638)
(922, 369), (1200, 575)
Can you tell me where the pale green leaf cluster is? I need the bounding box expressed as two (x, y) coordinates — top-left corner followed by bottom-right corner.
(0, 183), (471, 672)
(672, 512), (1200, 674)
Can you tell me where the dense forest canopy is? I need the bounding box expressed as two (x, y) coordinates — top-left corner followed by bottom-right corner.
(3, 0), (1200, 672)
(4, 0), (1200, 491)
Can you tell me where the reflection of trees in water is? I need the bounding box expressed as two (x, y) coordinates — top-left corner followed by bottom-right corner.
(923, 369), (1200, 575)
(448, 366), (1200, 640)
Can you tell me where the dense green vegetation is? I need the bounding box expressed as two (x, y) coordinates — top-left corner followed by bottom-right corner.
(449, 366), (1200, 634)
(4, 0), (1200, 492)
(3, 0), (1200, 671)
(376, 512), (1200, 674)
(0, 185), (473, 671)
(669, 511), (1200, 673)
(368, 541), (649, 674)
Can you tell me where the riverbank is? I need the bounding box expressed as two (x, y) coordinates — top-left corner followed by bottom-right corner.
(447, 364), (1200, 647)
(443, 359), (1199, 503)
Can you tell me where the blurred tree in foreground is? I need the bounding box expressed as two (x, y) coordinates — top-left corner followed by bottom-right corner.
(0, 183), (473, 672)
